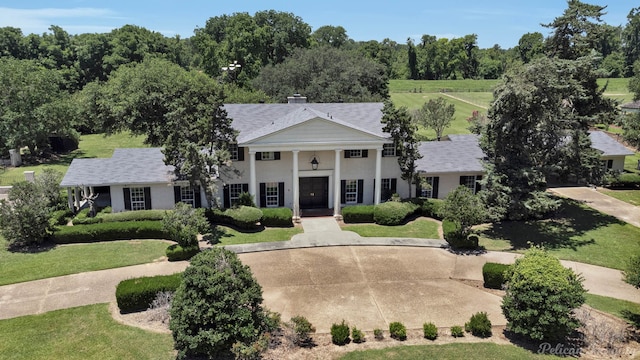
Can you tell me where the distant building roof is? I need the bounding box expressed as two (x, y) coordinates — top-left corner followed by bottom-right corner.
(416, 135), (485, 174)
(60, 148), (174, 187)
(588, 131), (635, 156)
(621, 100), (640, 111)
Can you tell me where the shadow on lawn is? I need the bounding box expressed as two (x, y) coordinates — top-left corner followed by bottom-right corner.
(479, 199), (625, 251)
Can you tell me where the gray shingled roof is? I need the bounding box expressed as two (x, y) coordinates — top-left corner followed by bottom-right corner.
(60, 148), (174, 187)
(621, 100), (640, 110)
(589, 131), (634, 156)
(415, 135), (485, 173)
(224, 103), (386, 143)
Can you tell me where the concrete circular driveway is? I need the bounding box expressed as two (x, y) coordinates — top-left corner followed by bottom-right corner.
(239, 246), (507, 333)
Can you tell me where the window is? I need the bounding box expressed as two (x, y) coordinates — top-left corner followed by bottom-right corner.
(229, 184), (244, 205)
(348, 150), (362, 158)
(344, 149), (368, 158)
(380, 178), (397, 201)
(345, 180), (358, 204)
(180, 186), (195, 207)
(382, 143), (396, 157)
(229, 144), (239, 161)
(421, 177), (434, 198)
(265, 182), (279, 207)
(130, 187), (146, 210)
(256, 151), (280, 161)
(601, 159), (613, 171)
(459, 175), (481, 194)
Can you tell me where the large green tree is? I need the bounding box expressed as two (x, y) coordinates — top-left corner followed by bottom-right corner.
(253, 46), (388, 102)
(481, 56), (616, 220)
(623, 7), (640, 76)
(170, 247), (276, 359)
(623, 60), (640, 149)
(381, 100), (422, 198)
(413, 97), (455, 141)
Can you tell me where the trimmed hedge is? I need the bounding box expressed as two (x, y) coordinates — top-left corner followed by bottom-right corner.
(166, 244), (200, 261)
(225, 206), (263, 229)
(100, 210), (166, 222)
(53, 221), (168, 243)
(483, 262), (511, 289)
(50, 209), (73, 226)
(116, 273), (182, 313)
(373, 202), (418, 226)
(260, 207), (293, 227)
(421, 199), (444, 220)
(342, 205), (375, 223)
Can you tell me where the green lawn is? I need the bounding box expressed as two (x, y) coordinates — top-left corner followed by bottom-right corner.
(341, 342), (561, 360)
(389, 79), (499, 93)
(477, 199), (640, 270)
(0, 132), (147, 185)
(599, 189), (640, 206)
(213, 226), (303, 246)
(0, 304), (174, 360)
(585, 293), (640, 328)
(342, 218), (440, 239)
(0, 237), (169, 286)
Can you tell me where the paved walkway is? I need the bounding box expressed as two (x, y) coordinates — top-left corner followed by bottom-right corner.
(0, 217), (637, 323)
(549, 186), (640, 228)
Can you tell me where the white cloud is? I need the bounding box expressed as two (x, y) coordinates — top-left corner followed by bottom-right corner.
(0, 7), (118, 34)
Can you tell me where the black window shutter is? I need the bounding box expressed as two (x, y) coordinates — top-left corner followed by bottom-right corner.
(256, 152), (262, 161)
(344, 151), (351, 159)
(223, 185), (230, 208)
(242, 184), (249, 193)
(143, 187), (151, 210)
(274, 152), (281, 160)
(460, 176), (466, 186)
(433, 177), (440, 199)
(391, 178), (397, 193)
(362, 150), (368, 158)
(357, 179), (364, 203)
(416, 182), (422, 197)
(259, 183), (266, 208)
(237, 147), (245, 161)
(123, 188), (131, 210)
(278, 182), (285, 206)
(174, 186), (181, 204)
(194, 185), (202, 208)
(475, 175), (482, 193)
(340, 180), (346, 203)
(607, 159), (613, 169)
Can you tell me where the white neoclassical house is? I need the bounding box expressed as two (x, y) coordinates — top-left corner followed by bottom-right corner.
(60, 97), (633, 220)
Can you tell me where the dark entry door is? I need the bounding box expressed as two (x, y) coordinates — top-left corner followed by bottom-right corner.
(299, 177), (329, 209)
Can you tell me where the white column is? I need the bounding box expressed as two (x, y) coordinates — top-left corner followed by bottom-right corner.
(67, 188), (74, 210)
(374, 146), (383, 204)
(292, 150), (300, 221)
(249, 150), (257, 202)
(74, 187), (80, 209)
(334, 149), (342, 218)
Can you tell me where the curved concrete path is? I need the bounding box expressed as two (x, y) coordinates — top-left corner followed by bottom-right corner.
(0, 217), (637, 328)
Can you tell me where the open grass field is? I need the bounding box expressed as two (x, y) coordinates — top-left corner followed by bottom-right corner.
(342, 218), (440, 239)
(0, 132), (147, 185)
(476, 199), (640, 270)
(0, 304), (174, 360)
(340, 342), (561, 360)
(0, 237), (169, 286)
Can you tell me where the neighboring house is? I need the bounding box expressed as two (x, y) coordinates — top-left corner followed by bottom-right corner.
(621, 100), (640, 114)
(60, 97), (635, 219)
(588, 130), (635, 171)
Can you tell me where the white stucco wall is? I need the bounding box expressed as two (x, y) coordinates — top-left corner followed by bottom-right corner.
(110, 184), (176, 212)
(601, 156), (626, 172)
(418, 172), (485, 200)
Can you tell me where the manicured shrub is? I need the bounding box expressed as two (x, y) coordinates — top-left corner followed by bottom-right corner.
(166, 244), (200, 261)
(451, 325), (464, 337)
(237, 192), (256, 207)
(389, 321), (407, 341)
(502, 247), (586, 341)
(482, 262), (511, 289)
(331, 320), (350, 345)
(170, 248), (275, 359)
(287, 315), (315, 347)
(260, 207), (293, 227)
(465, 312), (492, 337)
(99, 209), (165, 222)
(116, 273), (182, 313)
(442, 219), (478, 249)
(373, 328), (384, 340)
(373, 202), (417, 226)
(50, 209), (73, 226)
(423, 322), (438, 340)
(163, 203), (210, 248)
(205, 208), (231, 225)
(342, 205), (375, 223)
(225, 206), (263, 230)
(53, 221), (168, 243)
(421, 199), (444, 220)
(351, 326), (365, 343)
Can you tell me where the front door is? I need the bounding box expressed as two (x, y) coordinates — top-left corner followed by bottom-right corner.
(299, 176), (328, 209)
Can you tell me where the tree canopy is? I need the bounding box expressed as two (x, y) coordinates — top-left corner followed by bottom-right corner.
(413, 97), (455, 141)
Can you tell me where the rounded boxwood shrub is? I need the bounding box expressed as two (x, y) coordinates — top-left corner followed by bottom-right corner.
(373, 202), (417, 226)
(225, 206), (263, 230)
(342, 205), (375, 223)
(465, 311), (492, 337)
(260, 207), (293, 227)
(389, 321), (407, 340)
(351, 326), (365, 343)
(482, 262), (511, 289)
(331, 320), (350, 345)
(116, 273), (182, 313)
(166, 244), (200, 261)
(451, 325), (464, 337)
(423, 322), (438, 340)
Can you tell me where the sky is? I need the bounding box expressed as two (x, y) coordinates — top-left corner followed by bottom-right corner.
(0, 1), (634, 49)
